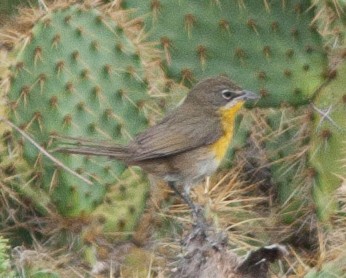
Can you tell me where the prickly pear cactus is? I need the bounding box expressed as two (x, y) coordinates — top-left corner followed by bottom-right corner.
(0, 236), (12, 277)
(0, 0), (24, 17)
(309, 61), (346, 222)
(89, 169), (149, 241)
(238, 61), (346, 224)
(123, 0), (328, 107)
(261, 108), (312, 223)
(6, 4), (150, 217)
(305, 255), (346, 278)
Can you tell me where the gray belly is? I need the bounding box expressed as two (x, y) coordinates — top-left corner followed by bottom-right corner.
(135, 146), (221, 189)
(163, 149), (220, 186)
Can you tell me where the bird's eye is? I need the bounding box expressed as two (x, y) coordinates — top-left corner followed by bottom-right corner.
(221, 90), (236, 100)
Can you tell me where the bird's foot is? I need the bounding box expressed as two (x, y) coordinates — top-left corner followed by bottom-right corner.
(188, 204), (209, 238)
(191, 205), (207, 226)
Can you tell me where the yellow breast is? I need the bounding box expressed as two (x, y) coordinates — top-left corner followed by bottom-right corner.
(211, 102), (244, 162)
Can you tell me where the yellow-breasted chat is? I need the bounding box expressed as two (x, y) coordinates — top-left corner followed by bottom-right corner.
(58, 76), (259, 220)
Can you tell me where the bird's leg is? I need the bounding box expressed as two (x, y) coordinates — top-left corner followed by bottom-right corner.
(167, 181), (196, 211)
(167, 181), (206, 226)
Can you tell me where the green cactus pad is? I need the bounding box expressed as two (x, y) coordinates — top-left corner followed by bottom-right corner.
(304, 255), (346, 278)
(122, 0), (328, 107)
(90, 168), (149, 241)
(0, 0), (25, 17)
(262, 108), (312, 223)
(7, 5), (150, 217)
(309, 62), (346, 222)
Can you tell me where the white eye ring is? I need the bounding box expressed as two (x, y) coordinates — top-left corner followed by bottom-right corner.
(221, 89), (235, 100)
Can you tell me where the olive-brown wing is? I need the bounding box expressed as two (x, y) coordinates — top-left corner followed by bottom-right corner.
(129, 109), (222, 161)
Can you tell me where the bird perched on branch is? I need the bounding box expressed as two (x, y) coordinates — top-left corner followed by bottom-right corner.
(57, 76), (259, 222)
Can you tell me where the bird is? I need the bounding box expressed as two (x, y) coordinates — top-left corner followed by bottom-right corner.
(57, 76), (259, 221)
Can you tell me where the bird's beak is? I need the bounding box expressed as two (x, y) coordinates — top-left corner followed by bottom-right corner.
(239, 90), (260, 101)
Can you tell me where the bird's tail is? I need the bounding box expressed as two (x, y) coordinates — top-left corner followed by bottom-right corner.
(53, 135), (131, 161)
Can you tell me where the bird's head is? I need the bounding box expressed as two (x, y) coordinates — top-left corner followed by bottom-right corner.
(186, 76), (259, 111)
